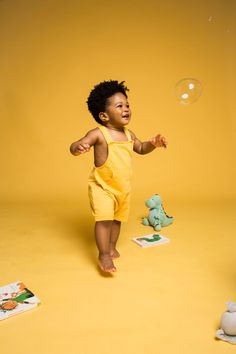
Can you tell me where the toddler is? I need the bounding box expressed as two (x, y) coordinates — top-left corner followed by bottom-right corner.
(70, 80), (167, 273)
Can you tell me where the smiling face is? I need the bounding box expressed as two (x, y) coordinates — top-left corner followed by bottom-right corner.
(99, 92), (131, 129)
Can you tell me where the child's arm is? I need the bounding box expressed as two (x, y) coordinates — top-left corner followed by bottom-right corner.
(70, 129), (98, 156)
(129, 130), (167, 155)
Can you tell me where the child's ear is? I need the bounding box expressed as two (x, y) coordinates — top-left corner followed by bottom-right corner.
(99, 112), (109, 123)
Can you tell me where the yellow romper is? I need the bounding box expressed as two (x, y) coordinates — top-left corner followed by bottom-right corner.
(88, 125), (134, 222)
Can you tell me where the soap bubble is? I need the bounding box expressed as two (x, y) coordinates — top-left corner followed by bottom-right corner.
(175, 78), (202, 104)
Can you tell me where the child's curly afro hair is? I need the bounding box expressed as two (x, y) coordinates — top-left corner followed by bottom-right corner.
(86, 80), (129, 124)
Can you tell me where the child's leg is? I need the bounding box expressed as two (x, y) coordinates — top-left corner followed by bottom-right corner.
(110, 220), (121, 259)
(95, 221), (116, 272)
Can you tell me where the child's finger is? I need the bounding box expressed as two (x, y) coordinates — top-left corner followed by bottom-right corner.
(78, 145), (85, 152)
(161, 137), (168, 147)
(82, 143), (91, 151)
(150, 135), (167, 148)
(77, 144), (90, 153)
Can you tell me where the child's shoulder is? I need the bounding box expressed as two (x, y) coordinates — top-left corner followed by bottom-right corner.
(85, 126), (105, 143)
(86, 127), (102, 137)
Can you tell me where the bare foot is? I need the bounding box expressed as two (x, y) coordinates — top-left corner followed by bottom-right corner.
(98, 254), (117, 273)
(110, 248), (120, 259)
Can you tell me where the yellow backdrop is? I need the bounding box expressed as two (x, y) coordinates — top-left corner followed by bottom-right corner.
(0, 0), (235, 203)
(1, 2), (236, 354)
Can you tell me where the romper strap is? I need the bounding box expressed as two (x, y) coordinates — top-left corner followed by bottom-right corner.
(98, 125), (113, 143)
(124, 128), (133, 142)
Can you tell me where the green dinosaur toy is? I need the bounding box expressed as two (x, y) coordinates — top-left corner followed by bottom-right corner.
(142, 194), (173, 231)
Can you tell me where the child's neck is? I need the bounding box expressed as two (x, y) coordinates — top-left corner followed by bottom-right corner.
(107, 127), (124, 132)
(104, 124), (125, 132)
(103, 124), (128, 141)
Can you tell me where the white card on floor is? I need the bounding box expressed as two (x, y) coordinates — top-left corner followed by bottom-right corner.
(132, 233), (170, 248)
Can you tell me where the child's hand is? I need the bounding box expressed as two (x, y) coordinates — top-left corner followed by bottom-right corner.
(149, 134), (167, 148)
(74, 143), (91, 155)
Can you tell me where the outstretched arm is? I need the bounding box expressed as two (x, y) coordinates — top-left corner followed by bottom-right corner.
(70, 129), (98, 156)
(130, 130), (167, 155)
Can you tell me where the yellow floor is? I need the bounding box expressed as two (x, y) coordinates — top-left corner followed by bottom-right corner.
(1, 198), (236, 354)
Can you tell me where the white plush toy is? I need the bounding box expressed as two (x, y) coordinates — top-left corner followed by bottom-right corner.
(216, 302), (236, 344)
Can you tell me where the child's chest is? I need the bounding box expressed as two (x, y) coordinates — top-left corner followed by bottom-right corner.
(108, 130), (128, 142)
